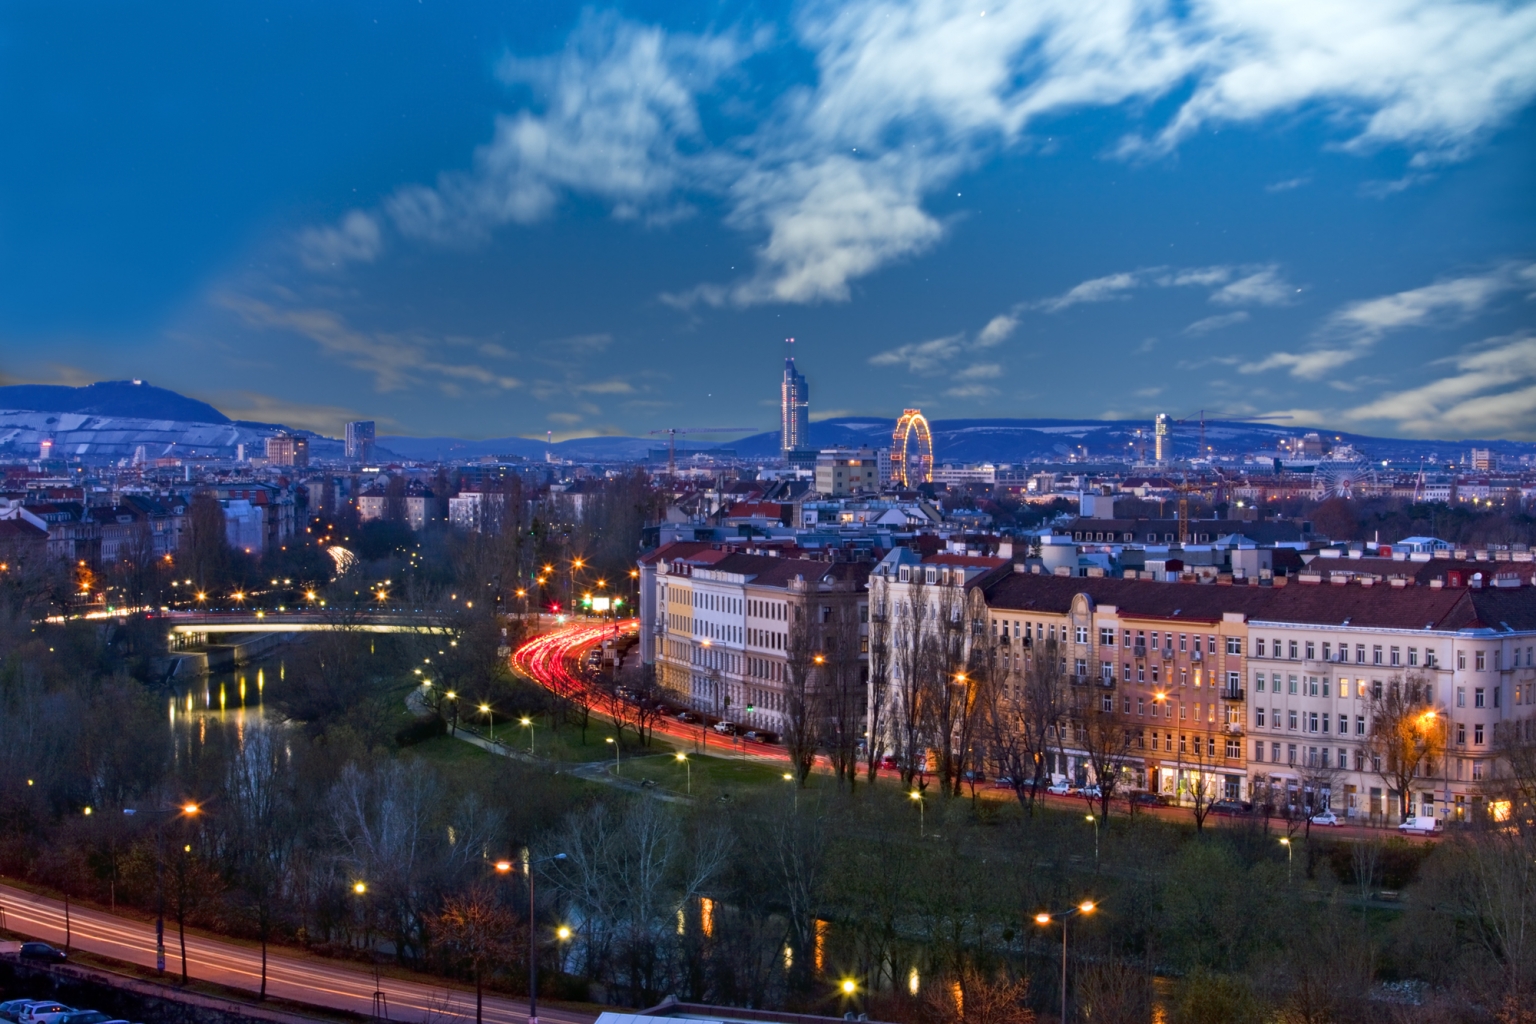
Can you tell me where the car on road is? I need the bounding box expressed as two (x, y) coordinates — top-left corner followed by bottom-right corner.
(17, 942), (67, 964)
(1309, 810), (1340, 826)
(1209, 800), (1253, 816)
(712, 721), (737, 735)
(675, 711), (698, 723)
(1400, 815), (1443, 835)
(1046, 780), (1074, 795)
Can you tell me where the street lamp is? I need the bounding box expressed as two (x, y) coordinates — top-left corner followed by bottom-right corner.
(521, 716), (535, 753)
(1279, 837), (1292, 882)
(1034, 900), (1097, 1024)
(123, 801), (199, 975)
(676, 752), (691, 795)
(606, 736), (620, 774)
(500, 851), (568, 1024)
(910, 789), (925, 837)
(1085, 813), (1099, 865)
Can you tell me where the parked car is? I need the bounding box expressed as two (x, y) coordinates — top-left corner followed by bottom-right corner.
(56, 1013), (132, 1024)
(1079, 784), (1102, 799)
(1309, 810), (1340, 826)
(0, 1003), (53, 1024)
(1399, 815), (1443, 835)
(17, 1005), (75, 1024)
(1046, 780), (1073, 795)
(17, 942), (67, 964)
(675, 711), (697, 723)
(1131, 791), (1175, 807)
(878, 755), (899, 771)
(1209, 800), (1253, 816)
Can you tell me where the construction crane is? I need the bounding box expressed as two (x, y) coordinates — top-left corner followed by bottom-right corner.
(647, 427), (758, 476)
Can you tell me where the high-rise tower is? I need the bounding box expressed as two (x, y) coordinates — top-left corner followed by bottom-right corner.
(781, 339), (809, 458)
(1154, 413), (1169, 463)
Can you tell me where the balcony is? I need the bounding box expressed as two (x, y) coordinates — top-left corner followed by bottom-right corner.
(1133, 643), (1147, 658)
(1224, 722), (1245, 735)
(1220, 687), (1245, 702)
(1191, 649), (1203, 662)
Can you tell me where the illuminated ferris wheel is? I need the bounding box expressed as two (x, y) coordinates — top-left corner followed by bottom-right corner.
(891, 408), (934, 487)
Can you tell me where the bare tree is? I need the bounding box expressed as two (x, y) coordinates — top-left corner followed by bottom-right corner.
(1367, 671), (1443, 823)
(1176, 728), (1222, 833)
(923, 579), (970, 796)
(1074, 682), (1135, 822)
(821, 596), (865, 790)
(224, 728), (294, 999)
(864, 584), (892, 785)
(921, 966), (1036, 1024)
(783, 589), (820, 785)
(891, 571), (932, 787)
(433, 884), (515, 1024)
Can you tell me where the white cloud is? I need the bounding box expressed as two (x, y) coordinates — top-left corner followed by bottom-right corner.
(944, 383), (997, 399)
(1345, 332), (1536, 438)
(976, 313), (1019, 346)
(1241, 261), (1536, 379)
(868, 332), (966, 374)
(1329, 262), (1533, 338)
(298, 210), (383, 270)
(1266, 176), (1312, 192)
(218, 293), (521, 394)
(1037, 263), (1294, 312)
(1037, 272), (1143, 312)
(1211, 267), (1296, 307)
(1185, 311), (1249, 334)
(956, 363), (1002, 381)
(300, 0), (1536, 300)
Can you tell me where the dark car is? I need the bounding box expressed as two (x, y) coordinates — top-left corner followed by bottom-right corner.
(1132, 791), (1174, 807)
(56, 1013), (128, 1024)
(1209, 800), (1254, 816)
(18, 942), (67, 963)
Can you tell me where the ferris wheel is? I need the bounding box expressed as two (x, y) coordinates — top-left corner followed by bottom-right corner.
(891, 409), (934, 487)
(1316, 453), (1377, 499)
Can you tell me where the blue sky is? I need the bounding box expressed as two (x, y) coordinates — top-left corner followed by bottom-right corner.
(2, 0), (1534, 441)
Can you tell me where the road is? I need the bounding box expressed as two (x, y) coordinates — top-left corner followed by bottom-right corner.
(512, 621), (1433, 845)
(0, 882), (596, 1024)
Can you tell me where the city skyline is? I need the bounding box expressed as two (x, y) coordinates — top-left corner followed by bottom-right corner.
(1, 1), (1533, 443)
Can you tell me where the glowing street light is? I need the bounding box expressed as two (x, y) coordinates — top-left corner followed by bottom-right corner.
(521, 716), (535, 753)
(1034, 900), (1097, 1024)
(910, 788), (925, 837)
(675, 752), (691, 794)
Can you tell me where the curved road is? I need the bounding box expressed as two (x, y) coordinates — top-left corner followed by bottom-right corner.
(512, 621), (1431, 845)
(0, 882), (595, 1024)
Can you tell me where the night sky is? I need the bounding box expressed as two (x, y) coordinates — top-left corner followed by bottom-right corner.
(2, 1), (1534, 440)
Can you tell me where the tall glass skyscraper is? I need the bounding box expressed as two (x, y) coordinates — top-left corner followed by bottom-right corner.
(780, 347), (809, 457)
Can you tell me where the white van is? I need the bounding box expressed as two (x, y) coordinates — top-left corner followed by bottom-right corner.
(1398, 816), (1443, 835)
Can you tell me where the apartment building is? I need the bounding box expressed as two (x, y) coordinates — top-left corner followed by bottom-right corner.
(970, 571), (1262, 801)
(1246, 581), (1536, 823)
(648, 545), (870, 735)
(966, 568), (1536, 823)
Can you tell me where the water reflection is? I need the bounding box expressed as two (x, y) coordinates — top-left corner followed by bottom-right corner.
(169, 655), (288, 764)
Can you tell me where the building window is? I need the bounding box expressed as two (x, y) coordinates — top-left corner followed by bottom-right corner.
(1100, 627), (1116, 646)
(1390, 646), (1401, 666)
(1457, 686), (1466, 707)
(1256, 639), (1266, 657)
(1273, 709), (1281, 731)
(1289, 640), (1299, 660)
(1255, 673), (1265, 693)
(1408, 647), (1418, 667)
(1356, 645), (1366, 664)
(1289, 675), (1299, 695)
(1426, 650), (1438, 668)
(1287, 744), (1297, 765)
(1475, 724), (1485, 745)
(1475, 688), (1485, 708)
(1102, 694), (1114, 713)
(1179, 734), (1187, 754)
(1305, 642), (1316, 660)
(1373, 645), (1383, 665)
(1254, 741), (1265, 761)
(1076, 626), (1089, 645)
(1288, 710), (1298, 730)
(1457, 722), (1466, 744)
(1356, 715), (1365, 736)
(1137, 698), (1145, 716)
(1458, 651), (1467, 670)
(1476, 651), (1486, 671)
(1256, 707), (1266, 727)
(1308, 712), (1319, 732)
(1473, 759), (1485, 781)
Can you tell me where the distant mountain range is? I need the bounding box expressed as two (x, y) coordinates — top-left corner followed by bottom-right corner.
(1, 381), (1530, 466)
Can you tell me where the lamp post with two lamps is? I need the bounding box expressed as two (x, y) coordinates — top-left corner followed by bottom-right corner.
(122, 801), (200, 977)
(1034, 900), (1097, 1024)
(497, 852), (569, 1024)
